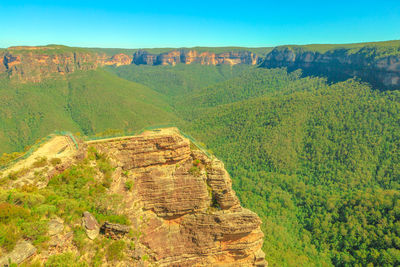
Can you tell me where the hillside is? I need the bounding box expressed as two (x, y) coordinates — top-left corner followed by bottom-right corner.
(0, 69), (178, 152)
(174, 68), (400, 266)
(106, 63), (254, 96)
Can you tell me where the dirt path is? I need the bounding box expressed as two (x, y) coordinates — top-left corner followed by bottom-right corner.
(2, 135), (77, 176)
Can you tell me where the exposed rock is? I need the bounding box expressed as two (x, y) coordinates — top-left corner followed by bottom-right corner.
(91, 128), (266, 266)
(132, 49), (261, 66)
(48, 217), (64, 236)
(0, 240), (36, 265)
(82, 211), (100, 240)
(0, 46), (131, 82)
(103, 53), (133, 66)
(100, 222), (131, 239)
(260, 46), (400, 90)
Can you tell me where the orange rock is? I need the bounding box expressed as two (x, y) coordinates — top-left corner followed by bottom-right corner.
(91, 128), (267, 266)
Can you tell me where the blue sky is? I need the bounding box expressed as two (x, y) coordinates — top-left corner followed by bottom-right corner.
(0, 0), (399, 48)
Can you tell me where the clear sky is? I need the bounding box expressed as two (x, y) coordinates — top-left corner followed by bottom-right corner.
(1, 0), (399, 48)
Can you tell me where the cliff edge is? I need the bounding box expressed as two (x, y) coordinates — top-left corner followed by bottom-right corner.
(0, 128), (266, 266)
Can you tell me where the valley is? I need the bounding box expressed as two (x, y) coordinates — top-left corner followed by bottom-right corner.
(0, 40), (400, 266)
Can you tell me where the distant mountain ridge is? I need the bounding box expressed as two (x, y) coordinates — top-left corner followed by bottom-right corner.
(260, 40), (400, 90)
(1, 40), (400, 89)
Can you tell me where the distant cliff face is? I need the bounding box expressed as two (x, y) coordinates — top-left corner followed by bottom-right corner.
(0, 46), (132, 82)
(0, 46), (261, 82)
(260, 47), (400, 90)
(132, 49), (261, 66)
(3, 44), (400, 90)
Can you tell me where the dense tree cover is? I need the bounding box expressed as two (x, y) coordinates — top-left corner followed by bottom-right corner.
(172, 70), (400, 266)
(277, 40), (400, 59)
(1, 63), (400, 266)
(0, 69), (178, 152)
(106, 63), (253, 97)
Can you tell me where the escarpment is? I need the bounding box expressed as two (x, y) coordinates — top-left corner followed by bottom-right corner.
(0, 46), (133, 82)
(0, 128), (266, 266)
(3, 42), (399, 89)
(90, 128), (267, 266)
(0, 46), (260, 82)
(132, 49), (261, 66)
(260, 46), (400, 90)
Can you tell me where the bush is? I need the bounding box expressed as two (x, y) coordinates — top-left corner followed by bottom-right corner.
(20, 220), (49, 246)
(73, 227), (87, 252)
(189, 166), (200, 176)
(32, 157), (48, 168)
(50, 158), (62, 166)
(0, 224), (21, 251)
(45, 252), (87, 267)
(124, 181), (134, 191)
(193, 159), (201, 166)
(106, 240), (125, 261)
(0, 202), (30, 223)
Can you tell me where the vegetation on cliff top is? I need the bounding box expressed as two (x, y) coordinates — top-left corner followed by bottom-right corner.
(274, 40), (400, 59)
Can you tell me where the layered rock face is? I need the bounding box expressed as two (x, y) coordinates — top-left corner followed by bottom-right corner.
(260, 47), (400, 90)
(132, 49), (261, 66)
(91, 128), (266, 266)
(0, 46), (260, 82)
(0, 46), (132, 82)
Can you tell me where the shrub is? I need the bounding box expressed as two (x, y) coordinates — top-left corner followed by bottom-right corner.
(106, 240), (125, 261)
(32, 157), (47, 168)
(73, 226), (87, 252)
(0, 224), (21, 251)
(50, 158), (62, 166)
(11, 191), (45, 208)
(189, 166), (200, 176)
(0, 202), (30, 222)
(124, 181), (134, 191)
(45, 252), (87, 267)
(20, 220), (49, 246)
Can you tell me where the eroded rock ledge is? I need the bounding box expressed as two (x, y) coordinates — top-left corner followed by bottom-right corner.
(91, 128), (267, 266)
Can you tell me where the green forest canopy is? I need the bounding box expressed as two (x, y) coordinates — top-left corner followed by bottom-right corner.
(0, 61), (400, 266)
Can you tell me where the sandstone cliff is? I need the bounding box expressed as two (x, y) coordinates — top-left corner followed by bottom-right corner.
(260, 46), (400, 90)
(132, 49), (261, 66)
(0, 46), (261, 82)
(0, 128), (266, 266)
(0, 46), (132, 82)
(90, 128), (266, 266)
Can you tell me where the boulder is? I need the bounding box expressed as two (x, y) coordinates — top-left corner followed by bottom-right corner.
(82, 211), (100, 240)
(100, 222), (130, 239)
(48, 217), (64, 236)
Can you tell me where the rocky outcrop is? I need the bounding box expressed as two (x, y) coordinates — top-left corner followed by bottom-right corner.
(91, 128), (266, 266)
(100, 222), (130, 239)
(0, 240), (36, 265)
(101, 53), (133, 66)
(132, 49), (261, 66)
(260, 46), (400, 90)
(0, 46), (132, 82)
(0, 46), (260, 82)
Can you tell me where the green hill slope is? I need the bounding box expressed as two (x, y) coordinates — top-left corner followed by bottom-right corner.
(175, 68), (400, 266)
(0, 69), (178, 152)
(106, 64), (254, 97)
